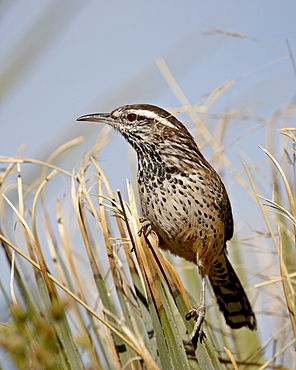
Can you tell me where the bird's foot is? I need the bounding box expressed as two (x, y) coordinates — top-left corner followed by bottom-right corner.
(186, 303), (206, 342)
(138, 219), (152, 236)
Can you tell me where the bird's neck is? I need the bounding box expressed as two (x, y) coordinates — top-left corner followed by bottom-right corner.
(136, 140), (204, 176)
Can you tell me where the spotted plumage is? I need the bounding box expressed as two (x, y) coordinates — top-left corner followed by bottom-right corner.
(77, 104), (256, 339)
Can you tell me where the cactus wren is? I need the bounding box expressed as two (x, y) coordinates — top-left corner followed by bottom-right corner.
(77, 104), (256, 340)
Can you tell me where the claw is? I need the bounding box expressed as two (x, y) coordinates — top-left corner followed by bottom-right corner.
(186, 275), (206, 342)
(138, 219), (152, 236)
(186, 304), (206, 341)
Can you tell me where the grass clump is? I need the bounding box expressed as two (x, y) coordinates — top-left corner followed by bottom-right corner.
(0, 100), (295, 369)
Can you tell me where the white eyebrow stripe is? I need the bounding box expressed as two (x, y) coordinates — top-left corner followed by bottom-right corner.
(127, 109), (176, 129)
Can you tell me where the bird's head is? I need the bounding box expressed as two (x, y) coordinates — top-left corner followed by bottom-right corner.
(77, 104), (196, 155)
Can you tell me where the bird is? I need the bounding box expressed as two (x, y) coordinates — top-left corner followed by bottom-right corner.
(77, 104), (257, 340)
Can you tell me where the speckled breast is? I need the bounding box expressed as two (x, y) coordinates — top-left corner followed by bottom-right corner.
(138, 167), (226, 266)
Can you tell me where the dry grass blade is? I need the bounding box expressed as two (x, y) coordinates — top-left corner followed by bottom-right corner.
(279, 128), (296, 143)
(55, 197), (86, 300)
(31, 169), (59, 299)
(278, 230), (296, 343)
(258, 195), (296, 226)
(259, 145), (296, 237)
(204, 29), (288, 54)
(223, 347), (238, 370)
(0, 156), (72, 177)
(10, 251), (17, 306)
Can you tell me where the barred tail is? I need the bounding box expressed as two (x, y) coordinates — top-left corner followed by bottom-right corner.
(208, 255), (257, 330)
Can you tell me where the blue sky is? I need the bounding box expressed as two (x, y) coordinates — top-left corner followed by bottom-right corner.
(1, 1), (295, 164)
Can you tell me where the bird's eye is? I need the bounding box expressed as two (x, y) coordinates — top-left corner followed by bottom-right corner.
(127, 113), (137, 122)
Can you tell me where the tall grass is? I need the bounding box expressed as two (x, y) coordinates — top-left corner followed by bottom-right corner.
(0, 95), (295, 369)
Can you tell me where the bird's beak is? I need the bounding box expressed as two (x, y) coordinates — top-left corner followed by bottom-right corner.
(76, 113), (115, 125)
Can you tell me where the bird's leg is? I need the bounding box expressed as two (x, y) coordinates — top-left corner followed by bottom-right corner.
(186, 275), (206, 341)
(138, 218), (152, 236)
